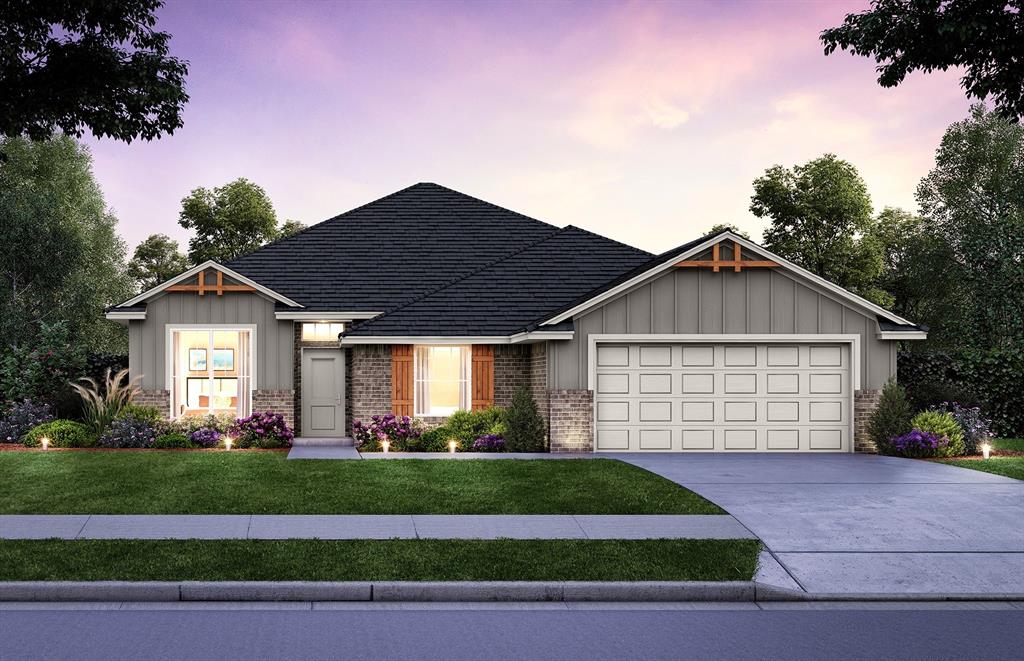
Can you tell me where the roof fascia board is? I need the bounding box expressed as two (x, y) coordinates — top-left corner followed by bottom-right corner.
(118, 261), (304, 309)
(104, 310), (146, 321)
(541, 232), (917, 327)
(275, 311), (382, 321)
(339, 332), (573, 346)
(877, 331), (928, 340)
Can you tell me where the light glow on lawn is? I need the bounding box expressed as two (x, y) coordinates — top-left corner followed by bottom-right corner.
(981, 441), (992, 460)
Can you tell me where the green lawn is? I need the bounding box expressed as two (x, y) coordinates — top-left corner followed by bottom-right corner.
(935, 438), (1024, 481)
(0, 453), (722, 514)
(0, 539), (759, 582)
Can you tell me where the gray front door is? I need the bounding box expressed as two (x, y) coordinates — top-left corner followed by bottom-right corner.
(301, 349), (346, 437)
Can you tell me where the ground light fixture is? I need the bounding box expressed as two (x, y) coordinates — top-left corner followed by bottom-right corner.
(448, 440), (457, 454)
(40, 436), (50, 450)
(224, 436), (234, 451)
(981, 441), (992, 460)
(382, 439), (390, 453)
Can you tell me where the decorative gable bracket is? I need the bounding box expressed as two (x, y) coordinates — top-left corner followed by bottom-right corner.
(165, 268), (257, 296)
(674, 239), (779, 273)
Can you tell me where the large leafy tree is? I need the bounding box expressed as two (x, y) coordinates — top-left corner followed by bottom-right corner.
(127, 233), (187, 292)
(821, 1), (1024, 119)
(278, 219), (307, 238)
(178, 178), (280, 263)
(0, 0), (189, 142)
(750, 154), (889, 305)
(705, 222), (750, 239)
(916, 105), (1024, 349)
(0, 135), (132, 355)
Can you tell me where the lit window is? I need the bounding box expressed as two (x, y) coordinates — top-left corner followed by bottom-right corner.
(301, 322), (344, 341)
(414, 345), (471, 416)
(169, 329), (252, 419)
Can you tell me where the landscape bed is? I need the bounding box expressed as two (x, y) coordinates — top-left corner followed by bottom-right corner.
(0, 454), (723, 515)
(931, 438), (1024, 481)
(0, 539), (760, 582)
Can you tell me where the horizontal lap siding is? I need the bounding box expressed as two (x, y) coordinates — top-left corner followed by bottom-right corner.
(549, 267), (896, 391)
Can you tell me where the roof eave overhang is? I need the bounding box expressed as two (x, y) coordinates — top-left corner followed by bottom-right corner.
(876, 331), (928, 341)
(104, 310), (146, 323)
(540, 232), (920, 329)
(275, 311), (383, 321)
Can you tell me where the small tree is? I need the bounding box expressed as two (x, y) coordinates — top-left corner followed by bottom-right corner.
(868, 379), (913, 455)
(504, 386), (546, 452)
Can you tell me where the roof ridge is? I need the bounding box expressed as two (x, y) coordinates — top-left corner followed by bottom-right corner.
(343, 225), (573, 334)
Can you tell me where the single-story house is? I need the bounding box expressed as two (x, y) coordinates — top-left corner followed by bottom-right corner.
(106, 183), (926, 452)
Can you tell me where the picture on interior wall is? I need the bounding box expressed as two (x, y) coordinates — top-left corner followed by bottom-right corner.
(213, 348), (235, 371)
(188, 349), (207, 371)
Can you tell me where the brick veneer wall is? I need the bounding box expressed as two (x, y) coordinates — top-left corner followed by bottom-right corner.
(351, 345), (392, 426)
(136, 389), (170, 417)
(854, 388), (882, 453)
(548, 389), (593, 453)
(530, 343), (549, 437)
(493, 345), (530, 407)
(253, 390), (295, 430)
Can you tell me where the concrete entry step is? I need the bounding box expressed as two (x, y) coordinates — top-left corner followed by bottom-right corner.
(292, 437), (354, 447)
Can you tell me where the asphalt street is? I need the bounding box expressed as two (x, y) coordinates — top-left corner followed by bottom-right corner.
(1, 602), (1022, 661)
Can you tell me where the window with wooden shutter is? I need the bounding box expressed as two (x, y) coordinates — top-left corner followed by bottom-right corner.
(391, 345), (413, 416)
(471, 345), (494, 410)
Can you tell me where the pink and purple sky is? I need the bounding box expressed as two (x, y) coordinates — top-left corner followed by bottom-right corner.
(87, 0), (971, 253)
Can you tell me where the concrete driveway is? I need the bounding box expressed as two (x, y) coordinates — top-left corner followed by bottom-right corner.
(618, 453), (1024, 596)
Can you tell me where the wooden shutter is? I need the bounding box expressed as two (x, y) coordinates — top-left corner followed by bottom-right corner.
(391, 345), (413, 416)
(471, 345), (494, 410)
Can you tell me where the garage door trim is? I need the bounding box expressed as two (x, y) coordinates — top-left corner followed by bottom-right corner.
(587, 334), (861, 453)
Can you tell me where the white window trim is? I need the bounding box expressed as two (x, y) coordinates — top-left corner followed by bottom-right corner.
(164, 324), (258, 420)
(413, 345), (472, 417)
(586, 333), (861, 455)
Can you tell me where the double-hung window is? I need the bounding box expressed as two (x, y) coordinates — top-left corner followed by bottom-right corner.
(414, 345), (470, 416)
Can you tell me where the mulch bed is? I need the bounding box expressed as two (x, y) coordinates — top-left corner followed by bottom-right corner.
(0, 443), (288, 453)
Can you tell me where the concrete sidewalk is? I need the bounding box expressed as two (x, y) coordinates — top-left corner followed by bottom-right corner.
(0, 514), (754, 540)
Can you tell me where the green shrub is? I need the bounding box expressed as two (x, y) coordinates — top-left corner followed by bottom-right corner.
(504, 386), (546, 452)
(868, 380), (913, 456)
(408, 427), (451, 452)
(118, 404), (165, 428)
(23, 420), (97, 448)
(167, 413), (236, 436)
(910, 410), (966, 457)
(70, 368), (141, 435)
(152, 433), (194, 449)
(0, 321), (85, 404)
(436, 408), (506, 451)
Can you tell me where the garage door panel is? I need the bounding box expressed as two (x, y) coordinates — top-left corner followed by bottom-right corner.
(595, 341), (851, 452)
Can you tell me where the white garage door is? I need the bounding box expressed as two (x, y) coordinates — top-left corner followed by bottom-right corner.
(593, 343), (851, 452)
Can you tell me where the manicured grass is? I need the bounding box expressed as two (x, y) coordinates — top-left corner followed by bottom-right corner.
(0, 453), (722, 514)
(934, 438), (1024, 481)
(0, 539), (760, 582)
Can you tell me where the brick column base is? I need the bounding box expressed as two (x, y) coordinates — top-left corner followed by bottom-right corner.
(253, 390), (295, 431)
(548, 389), (593, 453)
(854, 388), (882, 453)
(135, 389), (170, 419)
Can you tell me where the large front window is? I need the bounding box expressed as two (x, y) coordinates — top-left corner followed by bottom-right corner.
(170, 328), (252, 419)
(414, 345), (470, 416)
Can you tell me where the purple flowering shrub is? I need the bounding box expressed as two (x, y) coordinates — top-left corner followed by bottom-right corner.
(471, 434), (506, 452)
(352, 414), (421, 451)
(99, 415), (157, 448)
(934, 402), (991, 455)
(889, 429), (948, 458)
(0, 400), (54, 443)
(188, 427), (222, 448)
(230, 411), (294, 448)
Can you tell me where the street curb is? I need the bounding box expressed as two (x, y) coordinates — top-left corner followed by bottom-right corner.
(2, 581), (1021, 603)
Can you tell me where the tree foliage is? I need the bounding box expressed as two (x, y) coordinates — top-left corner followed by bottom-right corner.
(705, 222), (749, 239)
(0, 0), (189, 142)
(278, 219), (307, 238)
(751, 154), (889, 305)
(127, 233), (187, 292)
(178, 178), (280, 264)
(0, 135), (132, 355)
(916, 105), (1024, 349)
(821, 0), (1024, 119)
(504, 386), (546, 453)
